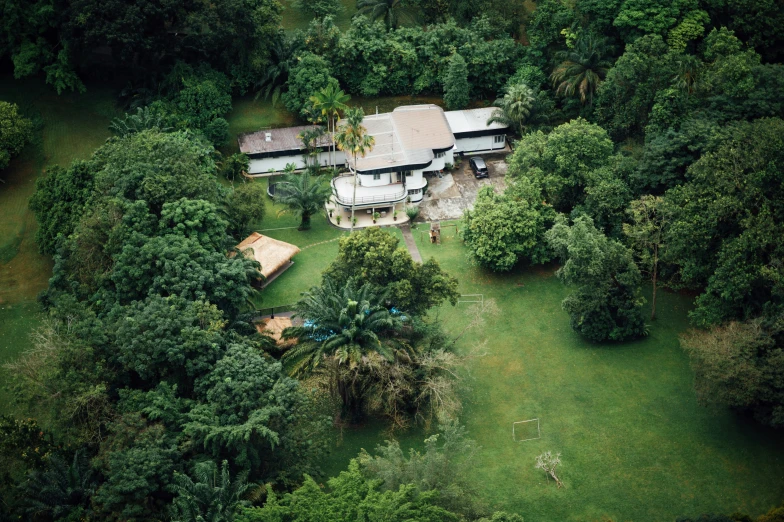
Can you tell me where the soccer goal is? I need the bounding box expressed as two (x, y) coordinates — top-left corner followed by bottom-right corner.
(513, 418), (541, 442)
(458, 293), (483, 305)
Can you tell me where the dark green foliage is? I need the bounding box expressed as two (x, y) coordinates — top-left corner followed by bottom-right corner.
(291, 0), (343, 18)
(550, 33), (611, 106)
(226, 182), (267, 238)
(681, 314), (784, 428)
(664, 118), (784, 326)
(461, 180), (555, 272)
(19, 453), (95, 521)
(322, 227), (459, 316)
(109, 106), (172, 137)
(159, 198), (229, 251)
(443, 53), (470, 110)
(547, 216), (647, 342)
(0, 100), (33, 170)
(223, 153), (250, 182)
(28, 161), (94, 255)
(356, 0), (417, 30)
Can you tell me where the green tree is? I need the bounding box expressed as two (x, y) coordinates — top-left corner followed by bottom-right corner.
(256, 33), (301, 107)
(546, 216), (647, 342)
(226, 182), (267, 238)
(310, 82), (351, 170)
(185, 343), (309, 475)
(486, 83), (536, 136)
(0, 101), (33, 171)
(550, 33), (610, 106)
(443, 53), (470, 110)
(623, 195), (668, 320)
(461, 180), (555, 272)
(322, 227), (459, 316)
(222, 153), (250, 182)
(282, 280), (407, 416)
(29, 161), (94, 255)
(681, 314), (784, 428)
(109, 106), (172, 137)
(19, 453), (95, 521)
(283, 53), (338, 118)
(170, 460), (257, 522)
(506, 118), (614, 213)
(335, 107), (375, 230)
(238, 460), (460, 522)
(664, 118), (784, 326)
(273, 170), (332, 230)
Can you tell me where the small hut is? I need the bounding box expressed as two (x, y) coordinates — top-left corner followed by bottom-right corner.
(255, 316), (295, 347)
(236, 232), (301, 287)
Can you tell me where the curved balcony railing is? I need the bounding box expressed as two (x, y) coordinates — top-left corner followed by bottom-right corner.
(331, 179), (407, 206)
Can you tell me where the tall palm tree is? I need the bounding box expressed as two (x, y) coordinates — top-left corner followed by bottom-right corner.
(274, 169), (333, 230)
(334, 107), (375, 231)
(256, 34), (300, 106)
(550, 34), (610, 106)
(487, 82), (536, 136)
(310, 83), (351, 171)
(356, 0), (417, 29)
(170, 460), (259, 522)
(298, 125), (327, 169)
(21, 453), (95, 520)
(282, 279), (408, 415)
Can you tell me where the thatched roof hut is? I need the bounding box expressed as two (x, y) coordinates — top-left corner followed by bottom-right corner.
(236, 232), (301, 285)
(255, 316), (295, 346)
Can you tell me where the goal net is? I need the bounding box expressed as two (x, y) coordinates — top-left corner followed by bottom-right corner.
(513, 418), (540, 442)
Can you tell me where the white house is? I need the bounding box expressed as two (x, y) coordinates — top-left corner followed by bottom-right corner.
(240, 104), (508, 211)
(238, 125), (344, 174)
(444, 107), (508, 154)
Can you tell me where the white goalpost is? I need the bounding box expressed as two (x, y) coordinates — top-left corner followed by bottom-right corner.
(458, 293), (483, 305)
(513, 418), (541, 442)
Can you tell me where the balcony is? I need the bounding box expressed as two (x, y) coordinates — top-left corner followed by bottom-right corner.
(331, 176), (408, 207)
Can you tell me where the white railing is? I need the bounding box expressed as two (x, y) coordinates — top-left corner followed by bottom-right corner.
(331, 179), (407, 205)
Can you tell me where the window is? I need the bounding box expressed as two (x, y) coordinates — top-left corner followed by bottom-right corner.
(408, 188), (422, 195)
(403, 170), (412, 177)
(373, 173), (381, 180)
(493, 134), (505, 144)
(435, 151), (445, 158)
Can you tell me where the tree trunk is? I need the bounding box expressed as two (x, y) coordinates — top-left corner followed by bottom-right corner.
(300, 212), (311, 231)
(651, 245), (658, 321)
(350, 155), (358, 232)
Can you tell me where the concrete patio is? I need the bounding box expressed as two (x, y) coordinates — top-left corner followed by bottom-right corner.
(325, 197), (410, 229)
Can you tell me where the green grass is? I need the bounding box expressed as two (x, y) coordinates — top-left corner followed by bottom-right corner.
(319, 222), (784, 521)
(280, 0), (358, 32)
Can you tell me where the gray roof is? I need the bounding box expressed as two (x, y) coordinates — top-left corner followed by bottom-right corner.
(347, 105), (455, 173)
(444, 107), (508, 134)
(238, 125), (330, 155)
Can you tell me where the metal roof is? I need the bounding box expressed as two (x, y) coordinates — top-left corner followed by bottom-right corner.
(238, 125), (330, 155)
(444, 107), (508, 135)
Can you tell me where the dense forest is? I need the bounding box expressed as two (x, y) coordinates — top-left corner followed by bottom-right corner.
(1, 0), (783, 520)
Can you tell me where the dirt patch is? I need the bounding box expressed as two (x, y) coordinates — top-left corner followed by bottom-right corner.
(418, 155), (508, 222)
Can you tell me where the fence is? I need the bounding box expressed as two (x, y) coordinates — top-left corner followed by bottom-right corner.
(256, 304), (296, 318)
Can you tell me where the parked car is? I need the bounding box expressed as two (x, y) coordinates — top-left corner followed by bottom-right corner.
(469, 157), (489, 178)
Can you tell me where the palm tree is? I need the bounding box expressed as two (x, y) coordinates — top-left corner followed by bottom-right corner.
(297, 125), (327, 169)
(282, 279), (408, 416)
(334, 107), (375, 231)
(274, 169), (333, 230)
(487, 82), (536, 136)
(21, 453), (95, 520)
(550, 34), (610, 106)
(672, 55), (702, 95)
(109, 106), (172, 136)
(356, 0), (417, 29)
(256, 34), (300, 106)
(310, 83), (351, 171)
(170, 460), (260, 522)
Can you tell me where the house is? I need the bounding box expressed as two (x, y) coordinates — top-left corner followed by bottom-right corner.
(240, 104), (508, 212)
(238, 125), (344, 175)
(235, 232), (301, 287)
(444, 107), (508, 154)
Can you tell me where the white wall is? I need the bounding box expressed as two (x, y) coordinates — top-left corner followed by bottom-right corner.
(455, 135), (505, 154)
(248, 150), (346, 175)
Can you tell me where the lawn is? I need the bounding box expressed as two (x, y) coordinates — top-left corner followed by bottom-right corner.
(280, 0), (358, 32)
(318, 222), (784, 521)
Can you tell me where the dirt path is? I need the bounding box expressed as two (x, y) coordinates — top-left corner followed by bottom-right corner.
(400, 224), (423, 263)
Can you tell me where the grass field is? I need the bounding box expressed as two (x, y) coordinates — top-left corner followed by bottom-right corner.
(366, 223), (782, 521)
(0, 76), (120, 410)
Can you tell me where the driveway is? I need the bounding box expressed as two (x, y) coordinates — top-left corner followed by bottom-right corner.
(417, 151), (509, 222)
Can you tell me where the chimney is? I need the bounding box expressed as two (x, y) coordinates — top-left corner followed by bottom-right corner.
(265, 132), (272, 142)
